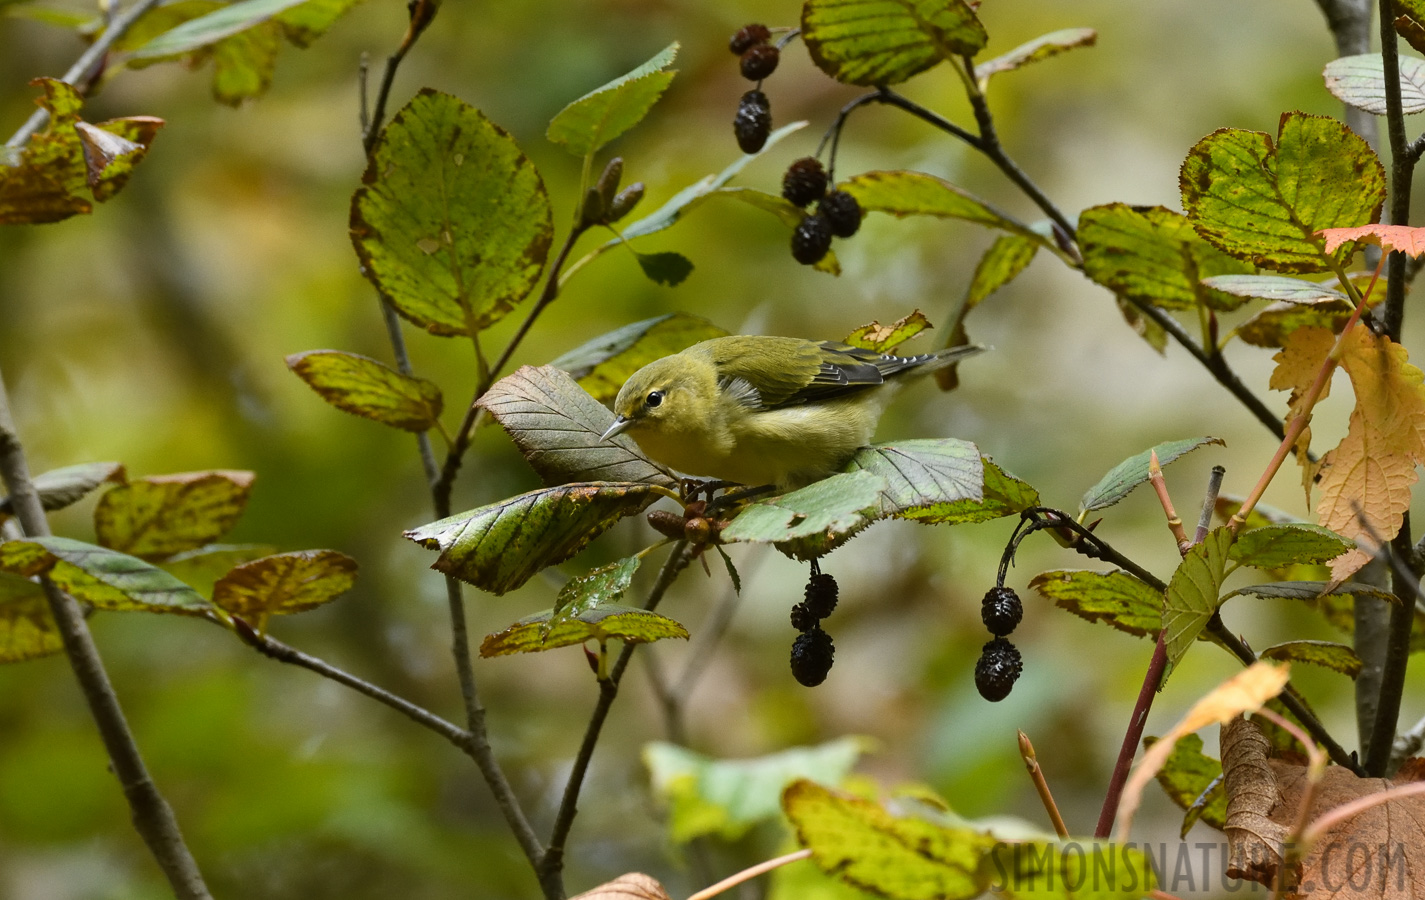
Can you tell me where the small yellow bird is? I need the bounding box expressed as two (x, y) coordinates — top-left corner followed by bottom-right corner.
(601, 336), (983, 490)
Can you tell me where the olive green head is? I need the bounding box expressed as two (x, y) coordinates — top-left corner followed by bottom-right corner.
(601, 355), (709, 441)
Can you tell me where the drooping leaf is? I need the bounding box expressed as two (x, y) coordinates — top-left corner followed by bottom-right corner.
(1029, 569), (1163, 639)
(633, 250), (693, 286)
(209, 19), (281, 105)
(984, 840), (1157, 899)
(1079, 204), (1254, 311)
(782, 779), (997, 900)
(1180, 112), (1386, 272)
(1236, 298), (1357, 348)
(1079, 437), (1224, 514)
(0, 571), (62, 663)
(841, 171), (1043, 242)
(1259, 640), (1361, 677)
(93, 470), (255, 559)
(1114, 294), (1168, 355)
(547, 555), (640, 634)
(644, 737), (868, 843)
(0, 536), (210, 614)
(1323, 54), (1425, 116)
(547, 42), (678, 156)
(275, 0), (364, 47)
(405, 483), (664, 595)
(286, 350), (443, 432)
(1162, 527), (1234, 676)
(1398, 0), (1425, 52)
(801, 0), (987, 86)
(973, 28), (1097, 84)
(128, 0), (307, 57)
(1228, 523), (1354, 570)
(842, 310), (932, 352)
(0, 461), (124, 516)
(1147, 733), (1226, 836)
(843, 439), (983, 519)
(211, 550), (358, 631)
(160, 544), (277, 600)
(479, 602), (687, 656)
(476, 365), (676, 488)
(351, 90), (553, 337)
(548, 313), (729, 404)
(721, 472), (886, 559)
(966, 234), (1038, 307)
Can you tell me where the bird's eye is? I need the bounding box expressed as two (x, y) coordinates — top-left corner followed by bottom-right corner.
(645, 390), (664, 408)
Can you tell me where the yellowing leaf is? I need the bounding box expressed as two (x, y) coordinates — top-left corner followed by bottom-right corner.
(479, 603), (687, 656)
(286, 349), (443, 432)
(0, 571), (61, 663)
(0, 536), (210, 615)
(1270, 326), (1335, 485)
(843, 310), (932, 353)
(1029, 569), (1163, 639)
(1316, 324), (1425, 579)
(1319, 222), (1425, 257)
(801, 0), (987, 86)
(211, 549), (357, 631)
(93, 470), (254, 559)
(973, 28), (1097, 84)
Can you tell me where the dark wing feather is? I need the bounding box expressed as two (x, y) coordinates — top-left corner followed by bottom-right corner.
(700, 336), (938, 409)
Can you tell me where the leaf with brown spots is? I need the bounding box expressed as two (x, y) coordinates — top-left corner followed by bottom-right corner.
(212, 550), (357, 633)
(94, 470), (254, 560)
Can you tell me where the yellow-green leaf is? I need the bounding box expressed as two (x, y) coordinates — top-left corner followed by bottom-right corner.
(1259, 639), (1362, 677)
(0, 571), (61, 664)
(0, 536), (210, 615)
(275, 0), (363, 47)
(160, 543), (277, 600)
(1163, 527), (1234, 677)
(351, 90), (553, 337)
(842, 171), (1043, 242)
(842, 310), (932, 352)
(547, 555), (641, 635)
(900, 455), (1039, 525)
(286, 349), (444, 432)
(405, 483), (663, 595)
(973, 28), (1097, 85)
(546, 43), (678, 156)
(801, 0), (987, 86)
(549, 313), (729, 404)
(1180, 112), (1386, 272)
(128, 0), (306, 57)
(1229, 523), (1354, 569)
(966, 235), (1038, 308)
(212, 549), (358, 630)
(1147, 733), (1226, 837)
(479, 602), (687, 656)
(93, 470), (254, 559)
(1029, 569), (1163, 639)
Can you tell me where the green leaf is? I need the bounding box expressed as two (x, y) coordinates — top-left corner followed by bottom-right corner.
(3, 5), (100, 28)
(1259, 640), (1362, 677)
(548, 313), (729, 404)
(546, 42), (678, 156)
(1236, 297), (1357, 348)
(129, 0), (307, 57)
(1079, 204), (1254, 312)
(842, 171), (1043, 242)
(1323, 54), (1425, 116)
(634, 250), (693, 286)
(843, 439), (983, 519)
(275, 0), (363, 47)
(286, 350), (443, 432)
(801, 0), (987, 86)
(209, 19), (280, 105)
(476, 365), (677, 488)
(907, 456), (1039, 525)
(842, 310), (932, 352)
(211, 550), (358, 631)
(1148, 733), (1226, 837)
(0, 536), (210, 615)
(1029, 569), (1163, 639)
(0, 461), (125, 516)
(973, 28), (1097, 84)
(1114, 294), (1168, 355)
(160, 544), (277, 600)
(984, 841), (1157, 899)
(0, 571), (62, 663)
(721, 472), (886, 558)
(644, 738), (869, 843)
(783, 779), (996, 900)
(1233, 580), (1396, 603)
(405, 483), (664, 595)
(547, 555), (641, 634)
(1200, 274), (1349, 304)
(966, 235), (1038, 307)
(93, 470), (255, 559)
(479, 602), (687, 656)
(1079, 436), (1224, 514)
(1180, 112), (1386, 273)
(351, 90), (553, 337)
(1229, 523), (1354, 569)
(1162, 527), (1234, 676)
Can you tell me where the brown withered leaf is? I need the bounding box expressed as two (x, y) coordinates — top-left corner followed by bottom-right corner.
(1222, 716), (1289, 884)
(569, 872), (671, 900)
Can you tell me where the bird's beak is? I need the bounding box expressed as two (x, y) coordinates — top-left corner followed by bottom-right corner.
(601, 415), (633, 441)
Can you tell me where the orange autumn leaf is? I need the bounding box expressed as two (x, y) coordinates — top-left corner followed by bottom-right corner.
(1315, 324), (1425, 580)
(1270, 326), (1335, 496)
(1318, 224), (1425, 257)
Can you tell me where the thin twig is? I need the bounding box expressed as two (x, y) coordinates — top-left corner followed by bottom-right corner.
(1018, 730), (1070, 838)
(1147, 450), (1191, 554)
(1195, 466), (1226, 546)
(685, 849), (813, 900)
(5, 0), (166, 149)
(0, 367), (212, 900)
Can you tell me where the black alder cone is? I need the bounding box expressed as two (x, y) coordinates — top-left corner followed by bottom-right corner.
(820, 189), (863, 238)
(790, 602), (817, 632)
(975, 637), (1023, 702)
(791, 628), (835, 686)
(734, 90), (771, 153)
(803, 572), (839, 619)
(791, 213), (833, 265)
(981, 586), (1023, 636)
(729, 23), (770, 55)
(782, 157), (829, 207)
(740, 44), (780, 81)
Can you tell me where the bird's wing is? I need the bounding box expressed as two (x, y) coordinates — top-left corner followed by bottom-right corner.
(705, 337), (933, 409)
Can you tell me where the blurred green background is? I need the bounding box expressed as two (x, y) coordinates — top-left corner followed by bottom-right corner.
(2, 1), (1422, 897)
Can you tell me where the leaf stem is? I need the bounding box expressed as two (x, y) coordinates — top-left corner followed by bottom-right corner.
(5, 0), (167, 149)
(0, 367), (212, 899)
